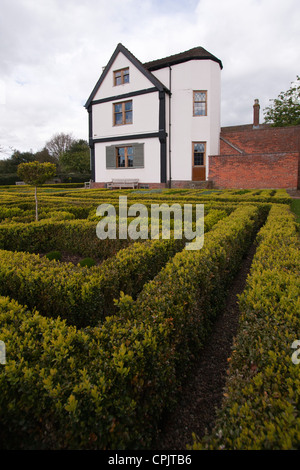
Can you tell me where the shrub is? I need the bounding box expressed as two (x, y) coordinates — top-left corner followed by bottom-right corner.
(79, 257), (96, 268)
(0, 209), (228, 328)
(0, 204), (268, 450)
(190, 204), (300, 450)
(118, 205), (267, 371)
(45, 251), (62, 261)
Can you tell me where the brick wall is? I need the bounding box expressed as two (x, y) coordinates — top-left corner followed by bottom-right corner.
(210, 124), (300, 189)
(220, 125), (300, 155)
(208, 152), (299, 189)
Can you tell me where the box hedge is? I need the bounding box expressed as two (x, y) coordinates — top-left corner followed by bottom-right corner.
(0, 204), (268, 449)
(190, 204), (300, 450)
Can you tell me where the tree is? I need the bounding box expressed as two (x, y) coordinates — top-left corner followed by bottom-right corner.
(60, 139), (91, 173)
(45, 132), (75, 162)
(34, 147), (57, 165)
(17, 161), (56, 221)
(263, 75), (300, 127)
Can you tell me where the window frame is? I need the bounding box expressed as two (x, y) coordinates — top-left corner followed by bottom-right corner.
(116, 145), (134, 168)
(113, 100), (133, 126)
(193, 90), (207, 117)
(113, 67), (130, 86)
(192, 141), (206, 167)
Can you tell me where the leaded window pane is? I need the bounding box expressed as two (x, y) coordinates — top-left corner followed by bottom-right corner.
(193, 143), (205, 166)
(194, 102), (206, 116)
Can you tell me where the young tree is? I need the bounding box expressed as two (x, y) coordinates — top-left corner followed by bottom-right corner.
(17, 161), (56, 221)
(263, 75), (300, 127)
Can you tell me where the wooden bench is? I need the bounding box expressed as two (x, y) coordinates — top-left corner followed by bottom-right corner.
(107, 178), (139, 189)
(15, 181), (26, 185)
(84, 181), (91, 189)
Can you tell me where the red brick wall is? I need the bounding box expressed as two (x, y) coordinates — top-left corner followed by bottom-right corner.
(208, 152), (299, 189)
(220, 125), (300, 155)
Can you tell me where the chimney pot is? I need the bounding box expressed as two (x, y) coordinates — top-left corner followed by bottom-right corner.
(253, 99), (260, 128)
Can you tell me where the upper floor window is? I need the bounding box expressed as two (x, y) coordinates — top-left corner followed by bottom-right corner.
(193, 91), (207, 116)
(114, 68), (129, 86)
(113, 100), (132, 126)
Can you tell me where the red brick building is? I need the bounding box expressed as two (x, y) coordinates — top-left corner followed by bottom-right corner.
(209, 100), (300, 190)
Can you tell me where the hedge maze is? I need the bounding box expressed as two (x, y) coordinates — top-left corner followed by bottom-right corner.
(0, 185), (299, 450)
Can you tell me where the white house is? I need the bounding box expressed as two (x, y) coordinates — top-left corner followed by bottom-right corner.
(85, 43), (222, 188)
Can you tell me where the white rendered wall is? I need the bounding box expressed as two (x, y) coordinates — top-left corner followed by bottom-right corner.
(94, 138), (161, 183)
(92, 92), (160, 140)
(152, 60), (221, 181)
(93, 52), (155, 101)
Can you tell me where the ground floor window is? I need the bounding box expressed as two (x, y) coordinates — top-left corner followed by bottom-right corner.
(106, 143), (144, 169)
(116, 146), (133, 168)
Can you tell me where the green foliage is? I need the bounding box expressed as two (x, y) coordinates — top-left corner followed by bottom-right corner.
(0, 203), (268, 450)
(45, 251), (62, 261)
(0, 209), (227, 329)
(291, 198), (300, 224)
(79, 257), (96, 268)
(263, 75), (300, 127)
(17, 161), (56, 186)
(0, 187), (298, 450)
(118, 205), (267, 378)
(0, 219), (131, 259)
(60, 139), (91, 174)
(191, 204), (300, 450)
(0, 149), (56, 178)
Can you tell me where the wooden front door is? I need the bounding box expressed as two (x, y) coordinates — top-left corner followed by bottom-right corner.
(192, 142), (206, 181)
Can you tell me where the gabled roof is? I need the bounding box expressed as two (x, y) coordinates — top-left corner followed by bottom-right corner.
(143, 46), (223, 71)
(85, 43), (169, 109)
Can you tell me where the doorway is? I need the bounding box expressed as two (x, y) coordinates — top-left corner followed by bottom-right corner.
(192, 142), (206, 181)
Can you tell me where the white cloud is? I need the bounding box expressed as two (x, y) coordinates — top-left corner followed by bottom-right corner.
(0, 0), (299, 155)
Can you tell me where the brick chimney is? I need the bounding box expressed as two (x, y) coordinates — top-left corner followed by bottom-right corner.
(253, 99), (260, 128)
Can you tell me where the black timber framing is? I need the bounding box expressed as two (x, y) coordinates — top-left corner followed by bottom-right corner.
(85, 43), (169, 184)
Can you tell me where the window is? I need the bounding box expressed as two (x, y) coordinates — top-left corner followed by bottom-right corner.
(106, 143), (144, 169)
(114, 68), (129, 86)
(193, 91), (207, 116)
(116, 146), (134, 168)
(193, 142), (206, 166)
(113, 100), (132, 126)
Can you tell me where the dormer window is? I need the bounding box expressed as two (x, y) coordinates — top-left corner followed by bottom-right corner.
(114, 68), (129, 86)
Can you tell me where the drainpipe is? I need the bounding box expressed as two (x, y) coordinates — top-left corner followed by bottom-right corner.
(168, 66), (172, 188)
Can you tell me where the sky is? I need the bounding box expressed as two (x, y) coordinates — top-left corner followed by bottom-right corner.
(0, 0), (299, 157)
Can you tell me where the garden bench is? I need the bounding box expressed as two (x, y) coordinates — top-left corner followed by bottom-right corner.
(107, 178), (139, 189)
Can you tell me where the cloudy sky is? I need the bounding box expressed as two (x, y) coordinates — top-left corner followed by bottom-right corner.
(0, 0), (299, 157)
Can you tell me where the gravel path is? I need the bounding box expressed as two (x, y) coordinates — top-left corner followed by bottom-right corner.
(153, 244), (257, 450)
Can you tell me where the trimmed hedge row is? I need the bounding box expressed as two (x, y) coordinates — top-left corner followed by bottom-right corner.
(0, 209), (227, 328)
(0, 295), (173, 449)
(0, 218), (132, 260)
(0, 204), (267, 450)
(191, 204), (300, 450)
(117, 204), (268, 379)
